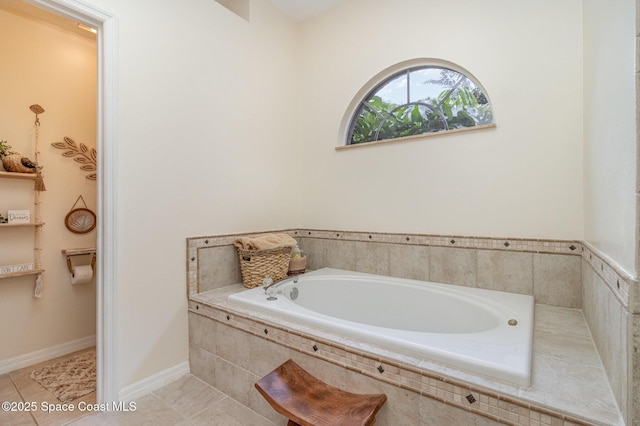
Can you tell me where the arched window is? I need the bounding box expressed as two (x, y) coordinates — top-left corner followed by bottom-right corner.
(346, 62), (494, 146)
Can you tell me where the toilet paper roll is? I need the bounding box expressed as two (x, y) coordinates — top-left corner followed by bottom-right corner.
(71, 265), (93, 285)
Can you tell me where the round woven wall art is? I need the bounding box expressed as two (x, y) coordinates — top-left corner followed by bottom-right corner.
(65, 195), (96, 234)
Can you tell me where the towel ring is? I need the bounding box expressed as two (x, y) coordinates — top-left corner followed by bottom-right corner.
(65, 195), (96, 234)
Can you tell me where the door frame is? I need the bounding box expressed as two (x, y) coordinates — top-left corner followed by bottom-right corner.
(25, 0), (118, 403)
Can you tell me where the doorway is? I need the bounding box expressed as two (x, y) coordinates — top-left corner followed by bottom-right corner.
(2, 0), (117, 403)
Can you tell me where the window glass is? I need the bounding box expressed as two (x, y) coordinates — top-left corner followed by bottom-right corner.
(347, 65), (494, 145)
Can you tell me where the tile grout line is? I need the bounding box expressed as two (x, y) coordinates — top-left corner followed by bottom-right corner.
(8, 373), (38, 425)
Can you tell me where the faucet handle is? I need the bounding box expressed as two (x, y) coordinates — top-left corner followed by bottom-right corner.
(263, 277), (273, 293)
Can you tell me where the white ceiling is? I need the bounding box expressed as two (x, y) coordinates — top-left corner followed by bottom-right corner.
(269, 0), (346, 21)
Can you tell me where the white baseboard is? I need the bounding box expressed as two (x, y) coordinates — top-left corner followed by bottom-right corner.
(0, 335), (96, 375)
(118, 361), (190, 402)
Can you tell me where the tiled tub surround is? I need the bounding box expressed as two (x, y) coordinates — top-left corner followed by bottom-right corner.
(581, 242), (636, 425)
(186, 230), (632, 425)
(188, 230), (583, 308)
(189, 291), (621, 425)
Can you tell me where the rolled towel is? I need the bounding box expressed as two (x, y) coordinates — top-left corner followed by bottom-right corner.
(234, 233), (298, 251)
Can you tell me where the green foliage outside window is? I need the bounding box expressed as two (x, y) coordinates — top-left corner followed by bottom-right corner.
(348, 67), (494, 145)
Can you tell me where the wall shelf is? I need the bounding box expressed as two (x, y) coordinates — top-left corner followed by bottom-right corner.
(0, 171), (37, 180)
(0, 269), (45, 280)
(0, 170), (43, 284)
(0, 222), (45, 228)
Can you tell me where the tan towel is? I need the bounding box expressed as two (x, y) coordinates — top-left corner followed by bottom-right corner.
(234, 233), (297, 251)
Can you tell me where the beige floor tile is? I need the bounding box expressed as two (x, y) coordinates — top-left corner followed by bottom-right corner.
(33, 392), (96, 426)
(0, 374), (37, 425)
(189, 397), (276, 426)
(66, 412), (120, 426)
(152, 374), (226, 417)
(0, 409), (38, 426)
(0, 373), (20, 400)
(72, 394), (188, 426)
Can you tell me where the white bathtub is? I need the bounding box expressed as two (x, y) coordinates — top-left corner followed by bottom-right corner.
(228, 268), (534, 386)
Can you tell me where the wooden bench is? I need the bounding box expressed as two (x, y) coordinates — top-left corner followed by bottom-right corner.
(255, 359), (387, 426)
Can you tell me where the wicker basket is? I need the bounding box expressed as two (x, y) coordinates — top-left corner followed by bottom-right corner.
(237, 246), (292, 288)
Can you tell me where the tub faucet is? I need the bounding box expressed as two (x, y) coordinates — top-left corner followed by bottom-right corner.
(263, 276), (297, 300)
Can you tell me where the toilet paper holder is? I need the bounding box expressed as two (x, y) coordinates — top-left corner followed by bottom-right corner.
(62, 247), (96, 275)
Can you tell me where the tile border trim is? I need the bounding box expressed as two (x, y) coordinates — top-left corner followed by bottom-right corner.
(186, 229), (582, 297)
(293, 229), (582, 255)
(187, 228), (638, 311)
(581, 241), (637, 310)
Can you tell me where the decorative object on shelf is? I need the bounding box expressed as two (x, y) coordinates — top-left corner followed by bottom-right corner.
(7, 210), (30, 224)
(1, 106), (47, 191)
(288, 245), (306, 276)
(0, 137), (45, 193)
(51, 136), (97, 181)
(0, 263), (34, 275)
(1, 151), (37, 173)
(30, 105), (46, 191)
(34, 274), (43, 298)
(0, 213), (6, 224)
(64, 195), (96, 234)
(0, 140), (11, 166)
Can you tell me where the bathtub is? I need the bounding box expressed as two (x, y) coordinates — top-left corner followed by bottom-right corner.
(228, 268), (534, 386)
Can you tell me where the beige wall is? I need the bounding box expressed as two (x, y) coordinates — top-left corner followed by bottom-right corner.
(0, 9), (97, 360)
(83, 0), (301, 387)
(583, 0), (637, 276)
(298, 0), (584, 241)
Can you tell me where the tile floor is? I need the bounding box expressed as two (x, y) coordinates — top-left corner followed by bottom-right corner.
(0, 349), (275, 426)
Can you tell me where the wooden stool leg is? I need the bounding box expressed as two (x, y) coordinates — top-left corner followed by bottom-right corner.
(287, 421), (301, 426)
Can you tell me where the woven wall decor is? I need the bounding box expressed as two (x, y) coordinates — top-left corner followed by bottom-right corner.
(51, 136), (96, 181)
(65, 195), (96, 234)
